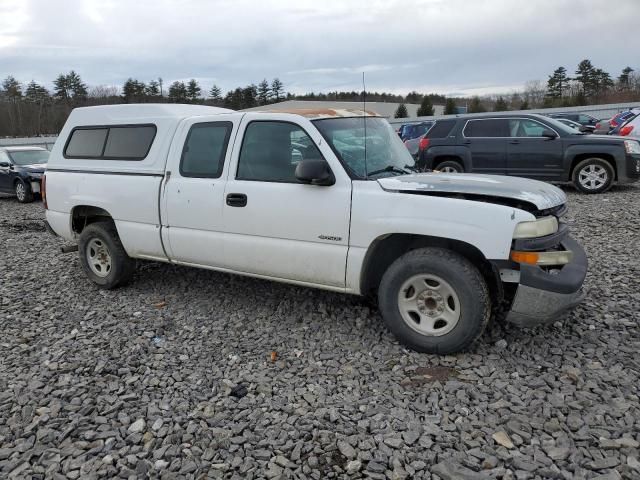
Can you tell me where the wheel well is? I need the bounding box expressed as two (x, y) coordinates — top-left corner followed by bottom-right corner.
(570, 153), (617, 180)
(433, 156), (464, 169)
(360, 234), (501, 303)
(71, 206), (114, 234)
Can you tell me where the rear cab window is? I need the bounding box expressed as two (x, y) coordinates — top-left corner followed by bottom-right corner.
(180, 122), (233, 178)
(64, 125), (157, 160)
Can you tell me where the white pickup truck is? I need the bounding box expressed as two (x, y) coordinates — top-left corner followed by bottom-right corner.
(44, 104), (587, 354)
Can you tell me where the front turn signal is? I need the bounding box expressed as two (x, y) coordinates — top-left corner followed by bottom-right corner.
(511, 250), (573, 266)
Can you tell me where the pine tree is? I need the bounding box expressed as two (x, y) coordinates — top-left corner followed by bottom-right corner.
(618, 67), (634, 89)
(1, 76), (22, 100)
(593, 68), (613, 95)
(257, 79), (270, 105)
(242, 84), (258, 109)
(122, 78), (147, 102)
(67, 71), (87, 100)
(546, 66), (568, 99)
(53, 73), (71, 101)
(25, 81), (49, 103)
(168, 81), (188, 102)
(575, 59), (596, 97)
(186, 79), (201, 102)
(224, 88), (244, 110)
(494, 96), (508, 112)
(146, 80), (160, 97)
(394, 103), (408, 118)
(519, 100), (530, 110)
(443, 98), (457, 115)
(209, 84), (222, 103)
(270, 78), (284, 102)
(416, 96), (434, 117)
(468, 96), (485, 113)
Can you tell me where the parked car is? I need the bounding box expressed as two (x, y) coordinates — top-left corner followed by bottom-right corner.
(398, 122), (433, 141)
(593, 119), (611, 135)
(555, 118), (594, 134)
(416, 113), (640, 193)
(548, 112), (600, 127)
(609, 110), (638, 130)
(403, 122), (435, 157)
(44, 104), (587, 354)
(617, 113), (640, 138)
(0, 146), (49, 202)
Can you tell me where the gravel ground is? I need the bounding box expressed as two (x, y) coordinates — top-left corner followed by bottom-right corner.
(0, 185), (639, 480)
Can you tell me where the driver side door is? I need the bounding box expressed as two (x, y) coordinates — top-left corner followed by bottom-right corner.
(222, 115), (352, 288)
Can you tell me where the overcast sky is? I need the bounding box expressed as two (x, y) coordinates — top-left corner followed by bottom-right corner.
(1, 0), (638, 97)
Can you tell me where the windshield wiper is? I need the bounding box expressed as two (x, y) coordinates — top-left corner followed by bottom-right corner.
(367, 165), (411, 177)
(404, 164), (420, 173)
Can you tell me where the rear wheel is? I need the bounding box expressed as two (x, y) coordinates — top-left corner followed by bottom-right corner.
(435, 160), (464, 173)
(78, 221), (135, 289)
(378, 248), (490, 354)
(15, 180), (34, 203)
(572, 158), (614, 194)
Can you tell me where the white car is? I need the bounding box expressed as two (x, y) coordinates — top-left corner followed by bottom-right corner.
(618, 112), (640, 138)
(43, 104), (587, 354)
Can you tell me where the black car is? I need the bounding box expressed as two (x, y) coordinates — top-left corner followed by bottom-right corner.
(0, 147), (49, 202)
(416, 113), (640, 193)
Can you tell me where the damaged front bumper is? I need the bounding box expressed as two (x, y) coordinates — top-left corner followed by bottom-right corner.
(506, 236), (588, 327)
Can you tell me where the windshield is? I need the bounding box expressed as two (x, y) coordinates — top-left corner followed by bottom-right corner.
(313, 117), (416, 179)
(8, 150), (49, 165)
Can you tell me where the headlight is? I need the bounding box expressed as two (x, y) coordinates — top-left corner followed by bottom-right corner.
(624, 140), (640, 154)
(513, 216), (558, 239)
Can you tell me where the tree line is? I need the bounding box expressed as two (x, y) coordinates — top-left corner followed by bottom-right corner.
(392, 60), (639, 118)
(2, 59), (639, 136)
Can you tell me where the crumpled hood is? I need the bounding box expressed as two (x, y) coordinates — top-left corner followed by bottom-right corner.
(378, 173), (567, 210)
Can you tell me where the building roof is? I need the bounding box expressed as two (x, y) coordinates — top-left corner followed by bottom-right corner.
(243, 100), (444, 118)
(254, 108), (379, 119)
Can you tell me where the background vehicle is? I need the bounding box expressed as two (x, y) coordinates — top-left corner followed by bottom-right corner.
(398, 121), (434, 141)
(0, 146), (49, 203)
(403, 122), (435, 158)
(617, 113), (640, 138)
(44, 104), (587, 354)
(555, 118), (594, 134)
(548, 112), (600, 127)
(417, 113), (640, 193)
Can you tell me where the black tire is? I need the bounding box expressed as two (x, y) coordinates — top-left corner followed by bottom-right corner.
(78, 221), (135, 289)
(378, 248), (490, 354)
(435, 160), (464, 173)
(15, 179), (34, 203)
(572, 158), (614, 194)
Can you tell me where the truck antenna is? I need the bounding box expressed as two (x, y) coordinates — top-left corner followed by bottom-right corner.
(363, 72), (368, 179)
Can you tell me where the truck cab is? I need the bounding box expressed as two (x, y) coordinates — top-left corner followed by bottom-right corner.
(44, 104), (588, 354)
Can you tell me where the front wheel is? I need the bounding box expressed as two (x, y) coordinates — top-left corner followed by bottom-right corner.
(435, 160), (464, 173)
(378, 248), (490, 354)
(78, 221), (136, 289)
(15, 180), (34, 203)
(572, 158), (614, 194)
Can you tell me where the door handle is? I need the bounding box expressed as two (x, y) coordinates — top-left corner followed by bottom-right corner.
(509, 140), (520, 144)
(226, 193), (247, 207)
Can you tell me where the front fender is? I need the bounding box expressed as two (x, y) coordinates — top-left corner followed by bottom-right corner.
(564, 143), (625, 181)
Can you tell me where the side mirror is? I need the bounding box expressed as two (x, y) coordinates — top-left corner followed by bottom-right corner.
(542, 129), (558, 139)
(295, 159), (335, 186)
(0, 162), (11, 168)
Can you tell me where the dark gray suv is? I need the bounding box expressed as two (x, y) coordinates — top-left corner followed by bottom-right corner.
(417, 113), (640, 193)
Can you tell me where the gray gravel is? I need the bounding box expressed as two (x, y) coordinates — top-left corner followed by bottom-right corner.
(1, 185), (639, 480)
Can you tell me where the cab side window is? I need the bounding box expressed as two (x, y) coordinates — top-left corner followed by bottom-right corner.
(237, 121), (323, 183)
(180, 122), (232, 178)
